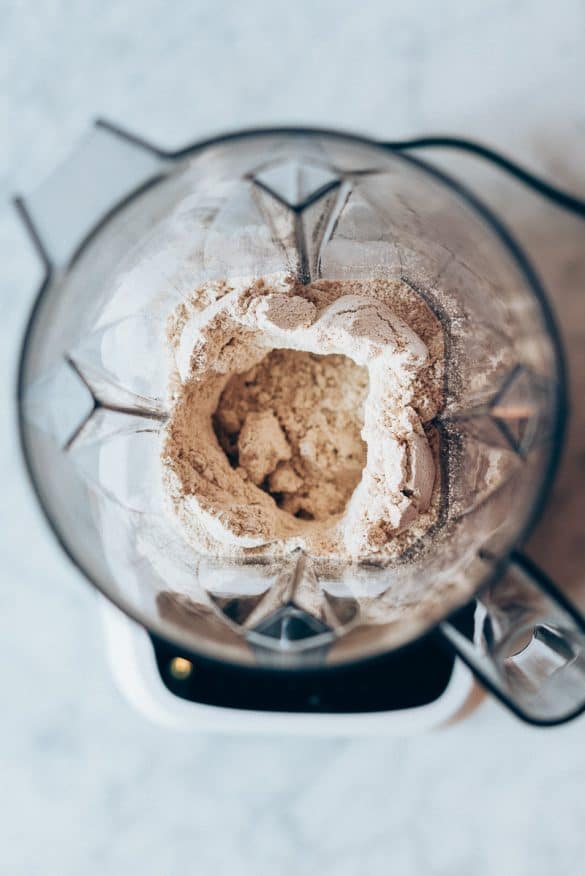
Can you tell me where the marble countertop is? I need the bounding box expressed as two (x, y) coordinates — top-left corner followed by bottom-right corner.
(2, 2), (585, 874)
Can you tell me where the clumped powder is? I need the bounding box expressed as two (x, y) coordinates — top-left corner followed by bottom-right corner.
(214, 350), (369, 521)
(161, 275), (445, 560)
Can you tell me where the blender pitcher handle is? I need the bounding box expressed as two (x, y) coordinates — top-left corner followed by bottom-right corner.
(439, 553), (585, 725)
(381, 136), (585, 219)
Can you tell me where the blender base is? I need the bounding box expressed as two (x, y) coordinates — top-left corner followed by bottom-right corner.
(99, 597), (477, 735)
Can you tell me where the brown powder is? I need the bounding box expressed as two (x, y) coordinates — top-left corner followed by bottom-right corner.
(237, 409), (292, 485)
(214, 350), (369, 521)
(161, 274), (445, 560)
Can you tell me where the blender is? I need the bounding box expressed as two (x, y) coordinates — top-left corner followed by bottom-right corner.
(15, 122), (585, 729)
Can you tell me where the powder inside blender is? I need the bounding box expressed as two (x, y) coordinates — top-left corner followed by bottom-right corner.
(214, 350), (368, 521)
(161, 275), (446, 561)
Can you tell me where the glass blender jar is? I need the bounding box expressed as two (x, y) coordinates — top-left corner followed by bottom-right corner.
(16, 123), (585, 725)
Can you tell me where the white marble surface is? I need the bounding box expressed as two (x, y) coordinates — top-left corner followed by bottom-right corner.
(2, 2), (585, 874)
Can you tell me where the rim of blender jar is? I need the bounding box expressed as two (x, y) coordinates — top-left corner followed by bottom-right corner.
(16, 125), (568, 669)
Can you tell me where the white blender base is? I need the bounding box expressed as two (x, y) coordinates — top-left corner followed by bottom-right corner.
(100, 597), (475, 735)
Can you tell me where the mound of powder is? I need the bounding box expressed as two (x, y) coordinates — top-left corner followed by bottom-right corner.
(161, 275), (445, 560)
